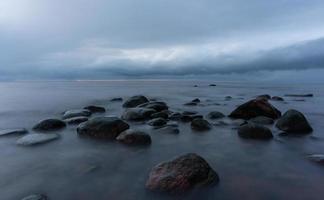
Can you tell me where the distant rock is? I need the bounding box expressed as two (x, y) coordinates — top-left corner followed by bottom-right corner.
(83, 105), (106, 113)
(123, 95), (149, 108)
(184, 102), (198, 106)
(271, 96), (284, 101)
(191, 98), (201, 103)
(63, 109), (91, 119)
(225, 96), (232, 101)
(169, 113), (182, 121)
(249, 116), (274, 125)
(65, 116), (88, 125)
(17, 133), (60, 146)
(122, 108), (156, 121)
(209, 84), (217, 86)
(151, 111), (169, 119)
(110, 97), (123, 102)
(138, 101), (168, 112)
(238, 123), (273, 140)
(33, 119), (66, 132)
(146, 153), (219, 193)
(0, 128), (27, 136)
(256, 94), (271, 100)
(182, 111), (198, 115)
(229, 98), (281, 120)
(193, 85), (198, 87)
(207, 111), (225, 119)
(21, 194), (48, 200)
(275, 109), (313, 134)
(191, 118), (212, 131)
(307, 154), (324, 165)
(116, 129), (151, 145)
(284, 94), (313, 97)
(148, 117), (167, 127)
(77, 117), (129, 139)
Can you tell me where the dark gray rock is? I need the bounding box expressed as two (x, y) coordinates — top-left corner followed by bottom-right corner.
(209, 84), (217, 86)
(77, 117), (129, 139)
(110, 97), (123, 102)
(271, 96), (284, 101)
(256, 94), (271, 100)
(116, 129), (151, 145)
(21, 194), (48, 200)
(33, 119), (66, 132)
(0, 128), (28, 136)
(191, 118), (212, 131)
(151, 111), (168, 119)
(182, 111), (198, 115)
(138, 101), (168, 112)
(307, 154), (324, 165)
(285, 94), (313, 97)
(169, 112), (182, 121)
(191, 98), (201, 103)
(229, 98), (281, 120)
(249, 116), (274, 125)
(148, 117), (167, 127)
(184, 102), (197, 106)
(146, 153), (219, 193)
(225, 96), (232, 100)
(155, 126), (180, 134)
(122, 108), (157, 121)
(238, 123), (273, 140)
(63, 109), (91, 119)
(207, 111), (225, 119)
(65, 116), (88, 125)
(84, 105), (106, 113)
(17, 133), (60, 146)
(275, 109), (313, 134)
(123, 95), (149, 108)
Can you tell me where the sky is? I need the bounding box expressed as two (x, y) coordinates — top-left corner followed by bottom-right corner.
(0, 0), (324, 81)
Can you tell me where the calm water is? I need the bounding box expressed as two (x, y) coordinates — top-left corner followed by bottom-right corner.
(0, 80), (323, 200)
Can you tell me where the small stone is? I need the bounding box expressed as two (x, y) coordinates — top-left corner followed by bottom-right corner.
(271, 96), (284, 101)
(191, 98), (201, 103)
(110, 97), (123, 102)
(148, 118), (167, 127)
(209, 84), (217, 86)
(207, 111), (225, 119)
(151, 111), (169, 119)
(116, 129), (151, 145)
(191, 118), (212, 131)
(33, 119), (66, 132)
(123, 95), (149, 108)
(63, 109), (91, 119)
(65, 116), (88, 125)
(83, 105), (106, 113)
(122, 108), (157, 121)
(17, 133), (60, 146)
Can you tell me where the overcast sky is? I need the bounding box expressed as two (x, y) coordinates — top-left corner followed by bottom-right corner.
(0, 0), (324, 80)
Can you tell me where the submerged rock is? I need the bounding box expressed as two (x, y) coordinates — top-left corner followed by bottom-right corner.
(0, 128), (27, 136)
(191, 98), (201, 103)
(123, 95), (149, 108)
(110, 97), (123, 102)
(209, 84), (217, 86)
(271, 96), (284, 101)
(169, 112), (182, 121)
(63, 109), (91, 119)
(33, 119), (66, 132)
(184, 102), (197, 106)
(21, 194), (48, 200)
(65, 116), (88, 125)
(77, 117), (129, 139)
(17, 133), (59, 146)
(275, 109), (313, 134)
(191, 118), (212, 131)
(151, 111), (169, 119)
(122, 108), (156, 121)
(249, 116), (274, 125)
(238, 123), (273, 140)
(148, 117), (167, 127)
(146, 153), (219, 193)
(116, 129), (151, 145)
(229, 98), (281, 120)
(83, 105), (106, 113)
(138, 101), (168, 112)
(155, 126), (180, 134)
(207, 111), (225, 119)
(256, 94), (271, 100)
(284, 94), (313, 97)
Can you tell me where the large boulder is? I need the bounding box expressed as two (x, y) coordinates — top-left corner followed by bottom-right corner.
(275, 109), (313, 134)
(138, 101), (168, 112)
(229, 98), (281, 120)
(116, 129), (151, 145)
(123, 95), (149, 108)
(191, 118), (212, 131)
(238, 123), (273, 140)
(77, 117), (129, 139)
(83, 105), (106, 113)
(33, 119), (66, 132)
(62, 109), (91, 119)
(122, 108), (156, 121)
(17, 133), (60, 146)
(146, 153), (219, 193)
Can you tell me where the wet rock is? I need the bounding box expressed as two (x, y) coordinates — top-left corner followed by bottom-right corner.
(148, 117), (167, 127)
(84, 105), (106, 113)
(193, 85), (198, 87)
(151, 111), (169, 119)
(146, 153), (219, 193)
(65, 116), (88, 125)
(182, 111), (197, 115)
(184, 102), (197, 106)
(33, 119), (66, 132)
(122, 108), (157, 121)
(138, 101), (168, 112)
(0, 128), (28, 136)
(116, 129), (151, 145)
(275, 109), (313, 134)
(207, 111), (225, 119)
(77, 117), (129, 139)
(21, 194), (48, 200)
(238, 123), (273, 140)
(181, 114), (203, 123)
(225, 96), (232, 101)
(17, 133), (60, 146)
(256, 94), (271, 100)
(169, 113), (182, 121)
(249, 116), (274, 125)
(285, 94), (313, 97)
(271, 96), (284, 101)
(209, 84), (217, 86)
(123, 95), (149, 108)
(191, 118), (212, 131)
(63, 109), (91, 119)
(156, 126), (180, 134)
(307, 154), (324, 165)
(110, 97), (123, 102)
(191, 98), (201, 103)
(229, 98), (281, 120)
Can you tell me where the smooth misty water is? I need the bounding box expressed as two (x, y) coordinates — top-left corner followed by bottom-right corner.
(0, 80), (323, 200)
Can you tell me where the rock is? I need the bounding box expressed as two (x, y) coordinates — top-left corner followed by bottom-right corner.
(225, 96), (232, 100)
(138, 101), (168, 112)
(238, 123), (273, 140)
(0, 128), (28, 136)
(17, 133), (60, 146)
(146, 153), (219, 193)
(275, 109), (313, 134)
(123, 95), (149, 108)
(83, 105), (106, 113)
(184, 102), (197, 106)
(229, 98), (281, 120)
(191, 98), (201, 103)
(116, 129), (151, 145)
(33, 119), (66, 132)
(122, 108), (157, 121)
(148, 118), (167, 127)
(209, 84), (217, 86)
(151, 111), (169, 119)
(285, 94), (313, 97)
(21, 194), (48, 200)
(77, 117), (129, 139)
(307, 154), (324, 165)
(271, 96), (284, 101)
(156, 126), (180, 134)
(65, 116), (88, 125)
(207, 111), (225, 119)
(249, 116), (274, 125)
(63, 109), (91, 119)
(191, 118), (212, 131)
(256, 94), (271, 100)
(182, 111), (197, 115)
(169, 113), (182, 121)
(181, 114), (203, 123)
(193, 85), (198, 87)
(110, 97), (123, 102)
